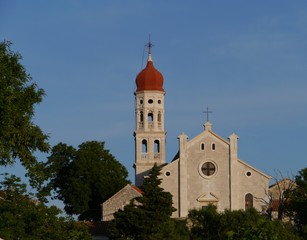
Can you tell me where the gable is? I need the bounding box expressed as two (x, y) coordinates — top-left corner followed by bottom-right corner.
(197, 192), (219, 203)
(187, 129), (229, 150)
(102, 184), (143, 221)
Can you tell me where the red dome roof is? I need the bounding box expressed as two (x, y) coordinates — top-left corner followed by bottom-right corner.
(135, 56), (164, 92)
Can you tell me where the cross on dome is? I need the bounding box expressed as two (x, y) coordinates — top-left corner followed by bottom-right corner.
(146, 41), (154, 55)
(145, 35), (154, 61)
(145, 35), (154, 55)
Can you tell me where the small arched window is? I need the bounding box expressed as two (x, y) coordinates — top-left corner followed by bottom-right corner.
(212, 143), (216, 150)
(158, 112), (161, 122)
(201, 143), (205, 150)
(142, 139), (147, 153)
(245, 193), (253, 210)
(148, 112), (153, 122)
(140, 111), (144, 122)
(154, 140), (160, 153)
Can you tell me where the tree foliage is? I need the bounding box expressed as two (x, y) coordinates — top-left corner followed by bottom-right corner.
(41, 141), (129, 220)
(188, 204), (300, 240)
(288, 167), (307, 238)
(189, 204), (221, 240)
(109, 164), (178, 240)
(0, 174), (91, 240)
(0, 41), (49, 178)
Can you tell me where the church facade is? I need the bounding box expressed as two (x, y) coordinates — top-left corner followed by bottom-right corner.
(102, 47), (271, 220)
(159, 123), (271, 218)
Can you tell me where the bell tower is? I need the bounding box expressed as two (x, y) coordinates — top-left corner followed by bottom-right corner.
(134, 42), (166, 186)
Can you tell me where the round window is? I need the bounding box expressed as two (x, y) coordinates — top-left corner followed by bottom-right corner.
(148, 99), (153, 104)
(201, 162), (216, 176)
(158, 100), (161, 104)
(246, 171), (252, 177)
(165, 171), (171, 177)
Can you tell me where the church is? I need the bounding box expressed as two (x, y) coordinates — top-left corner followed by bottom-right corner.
(102, 45), (271, 220)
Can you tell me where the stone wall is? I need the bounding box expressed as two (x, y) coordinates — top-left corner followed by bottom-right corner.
(102, 184), (142, 221)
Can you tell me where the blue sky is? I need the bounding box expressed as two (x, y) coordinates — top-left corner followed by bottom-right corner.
(1, 1), (307, 188)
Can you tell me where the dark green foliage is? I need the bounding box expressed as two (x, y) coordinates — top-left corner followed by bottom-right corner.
(0, 174), (91, 240)
(189, 204), (221, 240)
(41, 141), (129, 220)
(188, 204), (300, 240)
(109, 201), (144, 239)
(170, 218), (191, 240)
(138, 163), (176, 223)
(288, 167), (307, 238)
(0, 41), (49, 183)
(109, 164), (177, 240)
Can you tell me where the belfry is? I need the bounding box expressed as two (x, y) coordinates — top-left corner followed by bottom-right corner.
(134, 43), (166, 186)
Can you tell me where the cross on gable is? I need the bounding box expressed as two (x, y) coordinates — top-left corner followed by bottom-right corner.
(203, 107), (213, 122)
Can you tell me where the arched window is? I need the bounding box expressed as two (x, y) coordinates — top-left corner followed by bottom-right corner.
(148, 112), (153, 122)
(158, 112), (161, 122)
(148, 112), (154, 128)
(212, 143), (216, 150)
(142, 139), (147, 153)
(245, 193), (253, 210)
(201, 143), (205, 150)
(140, 111), (144, 122)
(154, 140), (160, 153)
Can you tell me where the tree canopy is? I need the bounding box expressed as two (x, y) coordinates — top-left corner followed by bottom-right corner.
(109, 164), (178, 240)
(188, 204), (300, 240)
(41, 141), (129, 220)
(0, 174), (91, 240)
(0, 41), (49, 180)
(288, 167), (307, 238)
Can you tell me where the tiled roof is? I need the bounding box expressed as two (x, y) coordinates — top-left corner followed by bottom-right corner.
(130, 184), (143, 194)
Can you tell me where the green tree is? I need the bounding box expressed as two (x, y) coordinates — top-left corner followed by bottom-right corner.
(188, 205), (300, 240)
(288, 167), (307, 238)
(0, 41), (49, 181)
(41, 141), (129, 220)
(109, 164), (177, 240)
(0, 174), (91, 240)
(189, 204), (221, 240)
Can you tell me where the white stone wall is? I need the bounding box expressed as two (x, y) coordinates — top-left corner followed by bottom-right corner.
(160, 160), (180, 217)
(185, 131), (231, 212)
(231, 160), (271, 211)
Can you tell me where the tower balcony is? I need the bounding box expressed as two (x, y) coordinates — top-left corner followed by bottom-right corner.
(141, 153), (161, 160)
(137, 122), (163, 130)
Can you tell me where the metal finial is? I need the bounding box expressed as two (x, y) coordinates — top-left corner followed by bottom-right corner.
(203, 107), (213, 122)
(145, 34), (154, 54)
